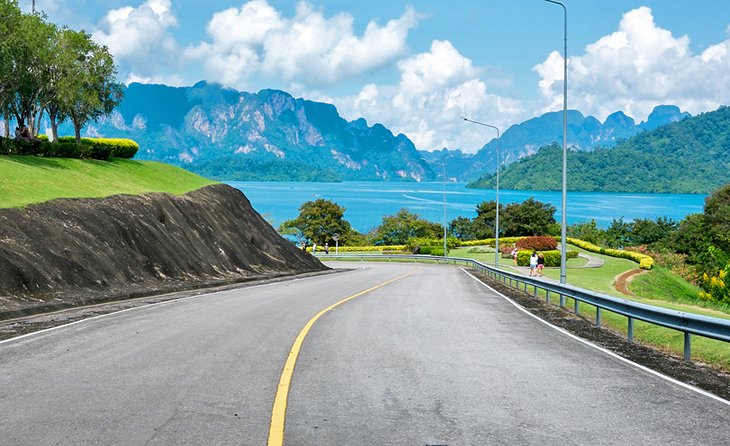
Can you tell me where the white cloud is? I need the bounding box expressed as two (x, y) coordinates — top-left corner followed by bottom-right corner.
(535, 6), (730, 121)
(93, 0), (179, 63)
(188, 0), (418, 88)
(320, 40), (523, 153)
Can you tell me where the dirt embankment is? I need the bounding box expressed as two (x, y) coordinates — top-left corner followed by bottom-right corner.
(0, 184), (326, 319)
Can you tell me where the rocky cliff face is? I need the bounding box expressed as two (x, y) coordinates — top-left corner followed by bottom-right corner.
(0, 184), (326, 318)
(77, 82), (434, 182)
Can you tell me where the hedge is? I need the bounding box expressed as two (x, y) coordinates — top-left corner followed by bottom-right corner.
(515, 249), (578, 267)
(0, 136), (138, 159)
(307, 245), (406, 253)
(565, 237), (653, 270)
(460, 236), (525, 247)
(418, 246), (449, 256)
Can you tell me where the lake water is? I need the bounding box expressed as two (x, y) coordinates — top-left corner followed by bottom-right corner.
(228, 181), (707, 233)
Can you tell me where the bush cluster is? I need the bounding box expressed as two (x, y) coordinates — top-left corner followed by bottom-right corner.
(405, 237), (459, 254)
(0, 137), (138, 160)
(566, 237), (653, 270)
(461, 236), (525, 247)
(516, 236), (558, 251)
(513, 249), (576, 267)
(323, 245), (407, 253)
(418, 246), (448, 256)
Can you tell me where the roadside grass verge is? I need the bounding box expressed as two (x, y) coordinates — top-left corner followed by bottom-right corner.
(0, 155), (217, 208)
(547, 293), (730, 371)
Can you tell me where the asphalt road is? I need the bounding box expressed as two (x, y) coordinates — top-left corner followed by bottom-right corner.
(1, 262), (728, 445)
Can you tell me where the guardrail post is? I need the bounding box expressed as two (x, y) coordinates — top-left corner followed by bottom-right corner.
(627, 317), (634, 343)
(533, 285), (538, 299)
(545, 290), (550, 303)
(595, 307), (602, 328)
(684, 332), (691, 361)
(573, 298), (579, 314)
(559, 294), (566, 308)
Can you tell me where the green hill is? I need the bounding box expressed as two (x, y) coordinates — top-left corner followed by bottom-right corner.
(468, 106), (730, 194)
(0, 156), (217, 208)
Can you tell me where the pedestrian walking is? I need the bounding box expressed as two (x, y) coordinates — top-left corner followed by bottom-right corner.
(529, 251), (538, 276)
(537, 252), (545, 277)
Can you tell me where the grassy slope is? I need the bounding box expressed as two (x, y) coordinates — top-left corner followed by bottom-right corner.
(0, 156), (217, 208)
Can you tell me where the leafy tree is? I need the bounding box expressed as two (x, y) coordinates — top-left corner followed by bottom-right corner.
(604, 218), (633, 248)
(703, 183), (730, 253)
(449, 216), (477, 241)
(472, 200), (505, 239)
(501, 198), (557, 236)
(6, 11), (56, 136)
(370, 208), (442, 245)
(0, 0), (22, 137)
(278, 199), (353, 246)
(567, 219), (603, 245)
(56, 30), (123, 142)
(670, 183), (730, 279)
(629, 217), (677, 248)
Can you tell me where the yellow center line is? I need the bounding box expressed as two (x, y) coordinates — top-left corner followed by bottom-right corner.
(267, 270), (417, 446)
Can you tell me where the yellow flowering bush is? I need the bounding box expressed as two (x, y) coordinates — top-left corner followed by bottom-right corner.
(566, 237), (653, 269)
(460, 237), (525, 247)
(699, 268), (729, 302)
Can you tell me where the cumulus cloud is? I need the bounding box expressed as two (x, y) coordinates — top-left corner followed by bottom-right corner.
(535, 6), (730, 121)
(93, 0), (179, 69)
(325, 40), (523, 152)
(187, 0), (418, 88)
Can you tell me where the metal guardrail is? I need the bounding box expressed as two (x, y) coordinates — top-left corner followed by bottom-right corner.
(316, 253), (730, 361)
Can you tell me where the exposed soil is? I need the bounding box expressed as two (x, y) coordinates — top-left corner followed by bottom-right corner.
(472, 271), (730, 402)
(614, 268), (648, 296)
(0, 184), (327, 320)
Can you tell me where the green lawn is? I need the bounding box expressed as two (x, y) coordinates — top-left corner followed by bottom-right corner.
(0, 155), (217, 208)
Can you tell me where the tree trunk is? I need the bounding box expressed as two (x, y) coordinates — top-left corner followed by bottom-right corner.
(3, 114), (9, 138)
(49, 113), (58, 142)
(71, 111), (81, 143)
(34, 112), (43, 138)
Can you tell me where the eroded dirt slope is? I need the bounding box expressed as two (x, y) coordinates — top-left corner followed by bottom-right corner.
(0, 184), (325, 318)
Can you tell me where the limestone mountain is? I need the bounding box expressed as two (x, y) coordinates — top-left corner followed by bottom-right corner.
(454, 105), (690, 181)
(63, 81), (689, 183)
(78, 82), (435, 182)
(468, 106), (729, 194)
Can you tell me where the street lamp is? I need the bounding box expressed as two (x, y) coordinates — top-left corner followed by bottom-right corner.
(461, 117), (500, 269)
(422, 158), (448, 257)
(544, 0), (568, 284)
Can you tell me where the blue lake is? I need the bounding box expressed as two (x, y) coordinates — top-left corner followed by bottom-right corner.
(228, 181), (707, 233)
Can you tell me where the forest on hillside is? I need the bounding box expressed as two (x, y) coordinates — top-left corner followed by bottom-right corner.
(469, 106), (730, 194)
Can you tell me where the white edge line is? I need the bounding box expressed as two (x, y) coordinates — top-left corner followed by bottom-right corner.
(460, 267), (730, 407)
(0, 272), (333, 346)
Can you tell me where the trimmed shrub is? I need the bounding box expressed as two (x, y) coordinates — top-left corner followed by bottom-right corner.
(461, 236), (525, 247)
(566, 237), (653, 270)
(58, 137), (138, 159)
(516, 236), (558, 251)
(0, 137), (138, 159)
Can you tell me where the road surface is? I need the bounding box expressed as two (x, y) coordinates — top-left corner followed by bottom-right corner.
(1, 262), (727, 445)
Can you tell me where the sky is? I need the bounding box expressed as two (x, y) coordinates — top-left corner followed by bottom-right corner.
(25, 0), (730, 153)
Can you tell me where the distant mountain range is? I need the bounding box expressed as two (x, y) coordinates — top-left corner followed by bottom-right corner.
(60, 81), (691, 183)
(422, 105), (689, 181)
(73, 82), (433, 182)
(469, 106), (730, 194)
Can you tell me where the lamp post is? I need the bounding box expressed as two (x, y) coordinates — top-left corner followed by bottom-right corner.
(544, 0), (568, 284)
(461, 117), (500, 269)
(422, 158), (448, 257)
